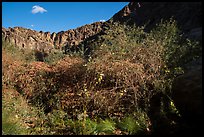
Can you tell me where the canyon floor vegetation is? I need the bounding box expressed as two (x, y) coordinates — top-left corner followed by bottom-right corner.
(2, 19), (201, 135)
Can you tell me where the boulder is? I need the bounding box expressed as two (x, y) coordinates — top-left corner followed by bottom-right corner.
(172, 57), (202, 123)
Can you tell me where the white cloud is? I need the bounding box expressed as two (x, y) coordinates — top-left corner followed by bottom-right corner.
(99, 20), (106, 22)
(31, 5), (47, 14)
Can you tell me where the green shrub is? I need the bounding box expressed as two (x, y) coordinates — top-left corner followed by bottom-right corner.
(2, 89), (47, 135)
(85, 22), (166, 114)
(2, 108), (26, 135)
(118, 110), (150, 135)
(2, 40), (20, 54)
(149, 17), (201, 72)
(2, 40), (38, 63)
(44, 50), (65, 64)
(96, 118), (116, 134)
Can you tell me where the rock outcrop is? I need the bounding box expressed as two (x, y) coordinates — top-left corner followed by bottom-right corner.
(2, 27), (53, 51)
(53, 22), (104, 48)
(110, 2), (202, 39)
(2, 22), (105, 52)
(172, 57), (202, 122)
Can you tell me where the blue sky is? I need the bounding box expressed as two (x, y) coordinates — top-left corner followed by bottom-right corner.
(2, 2), (129, 33)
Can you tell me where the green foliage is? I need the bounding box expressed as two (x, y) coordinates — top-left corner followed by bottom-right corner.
(169, 100), (181, 117)
(2, 107), (27, 135)
(48, 109), (67, 127)
(2, 89), (46, 135)
(119, 115), (141, 134)
(96, 119), (116, 134)
(63, 44), (90, 60)
(150, 18), (201, 75)
(2, 40), (67, 64)
(118, 110), (150, 135)
(2, 39), (20, 55)
(24, 50), (37, 62)
(64, 117), (97, 135)
(83, 118), (98, 135)
(44, 50), (65, 64)
(65, 117), (116, 135)
(2, 40), (36, 63)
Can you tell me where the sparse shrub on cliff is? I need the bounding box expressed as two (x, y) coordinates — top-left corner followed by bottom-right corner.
(2, 40), (20, 54)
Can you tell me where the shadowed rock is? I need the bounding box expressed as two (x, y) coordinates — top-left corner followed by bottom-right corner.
(110, 2), (202, 34)
(172, 57), (202, 123)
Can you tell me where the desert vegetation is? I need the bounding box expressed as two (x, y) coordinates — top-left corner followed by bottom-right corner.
(2, 18), (201, 135)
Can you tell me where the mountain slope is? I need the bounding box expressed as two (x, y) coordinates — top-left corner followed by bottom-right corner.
(2, 22), (105, 52)
(110, 2), (202, 33)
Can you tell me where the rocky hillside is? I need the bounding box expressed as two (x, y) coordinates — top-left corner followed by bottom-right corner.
(2, 22), (105, 52)
(2, 2), (202, 51)
(110, 2), (202, 41)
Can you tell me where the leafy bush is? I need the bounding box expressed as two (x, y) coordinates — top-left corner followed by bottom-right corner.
(96, 119), (116, 134)
(118, 111), (150, 135)
(44, 50), (66, 64)
(149, 18), (201, 76)
(85, 22), (165, 114)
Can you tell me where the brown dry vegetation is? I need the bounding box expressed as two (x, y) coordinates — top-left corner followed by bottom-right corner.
(2, 19), (201, 135)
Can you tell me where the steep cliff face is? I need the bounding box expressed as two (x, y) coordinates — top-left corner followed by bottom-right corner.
(2, 27), (54, 51)
(53, 22), (104, 48)
(2, 22), (105, 52)
(110, 2), (202, 40)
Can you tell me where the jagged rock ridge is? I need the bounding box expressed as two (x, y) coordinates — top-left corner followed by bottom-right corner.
(2, 22), (105, 52)
(110, 2), (202, 33)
